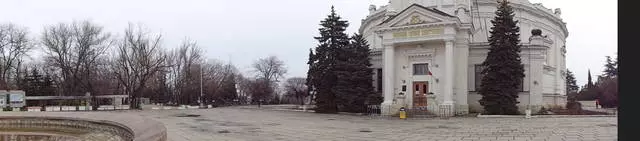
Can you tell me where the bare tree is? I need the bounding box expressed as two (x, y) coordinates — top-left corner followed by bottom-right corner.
(247, 78), (272, 107)
(166, 38), (204, 105)
(41, 20), (111, 98)
(0, 23), (34, 89)
(112, 23), (167, 109)
(251, 55), (287, 106)
(284, 77), (307, 106)
(252, 56), (287, 83)
(235, 74), (250, 104)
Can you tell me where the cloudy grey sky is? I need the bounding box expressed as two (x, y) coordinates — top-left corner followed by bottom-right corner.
(1, 0), (616, 86)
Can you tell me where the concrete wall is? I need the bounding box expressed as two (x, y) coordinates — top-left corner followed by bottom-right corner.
(543, 94), (567, 108)
(579, 100), (597, 108)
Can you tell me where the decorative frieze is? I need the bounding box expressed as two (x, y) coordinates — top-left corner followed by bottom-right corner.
(392, 27), (444, 38)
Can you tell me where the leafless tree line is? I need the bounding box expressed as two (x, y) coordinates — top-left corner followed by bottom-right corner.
(1, 20), (310, 109)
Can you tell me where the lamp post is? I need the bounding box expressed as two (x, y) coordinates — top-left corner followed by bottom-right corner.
(200, 64), (204, 108)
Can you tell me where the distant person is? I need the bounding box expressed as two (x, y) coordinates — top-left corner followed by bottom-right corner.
(595, 99), (600, 109)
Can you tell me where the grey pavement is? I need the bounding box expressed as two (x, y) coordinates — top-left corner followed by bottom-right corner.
(582, 107), (618, 115)
(117, 106), (618, 141)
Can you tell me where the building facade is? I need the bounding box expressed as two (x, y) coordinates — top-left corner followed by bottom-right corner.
(360, 0), (568, 116)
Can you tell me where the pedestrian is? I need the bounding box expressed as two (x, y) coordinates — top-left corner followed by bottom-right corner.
(595, 99), (600, 109)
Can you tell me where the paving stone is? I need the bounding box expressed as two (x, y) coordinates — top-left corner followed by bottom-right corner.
(112, 105), (618, 141)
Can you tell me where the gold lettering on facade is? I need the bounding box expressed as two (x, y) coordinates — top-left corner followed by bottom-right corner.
(421, 28), (444, 36)
(409, 30), (420, 37)
(392, 27), (444, 39)
(393, 32), (407, 38)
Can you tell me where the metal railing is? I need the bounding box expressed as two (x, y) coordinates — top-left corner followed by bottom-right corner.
(365, 105), (437, 119)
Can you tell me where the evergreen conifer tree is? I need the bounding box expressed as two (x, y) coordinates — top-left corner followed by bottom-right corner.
(603, 56), (617, 78)
(333, 33), (374, 113)
(306, 49), (316, 104)
(587, 69), (594, 89)
(565, 69), (579, 94)
(308, 6), (350, 113)
(219, 73), (238, 103)
(478, 0), (525, 115)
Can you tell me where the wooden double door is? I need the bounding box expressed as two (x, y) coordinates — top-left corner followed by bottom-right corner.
(412, 81), (429, 107)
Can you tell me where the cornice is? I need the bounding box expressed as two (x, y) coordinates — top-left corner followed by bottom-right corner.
(375, 22), (456, 33)
(469, 42), (549, 50)
(383, 34), (456, 44)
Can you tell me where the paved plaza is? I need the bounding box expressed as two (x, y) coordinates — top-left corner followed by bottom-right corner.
(119, 106), (618, 141)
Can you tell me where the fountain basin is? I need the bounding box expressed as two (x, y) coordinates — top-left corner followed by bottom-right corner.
(0, 112), (166, 141)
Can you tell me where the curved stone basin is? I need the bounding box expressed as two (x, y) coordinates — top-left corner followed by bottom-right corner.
(0, 112), (166, 141)
(0, 117), (133, 141)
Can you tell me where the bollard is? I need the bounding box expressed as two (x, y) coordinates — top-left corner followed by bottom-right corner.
(399, 107), (406, 120)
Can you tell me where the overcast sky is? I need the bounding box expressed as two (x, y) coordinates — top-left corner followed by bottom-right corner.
(0, 0), (616, 86)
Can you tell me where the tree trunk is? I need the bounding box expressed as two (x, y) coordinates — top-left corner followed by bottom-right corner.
(258, 99), (261, 108)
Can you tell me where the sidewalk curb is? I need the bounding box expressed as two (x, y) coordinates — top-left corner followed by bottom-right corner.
(477, 114), (617, 118)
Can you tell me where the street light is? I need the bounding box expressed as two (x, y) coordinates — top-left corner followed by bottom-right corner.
(200, 64), (204, 108)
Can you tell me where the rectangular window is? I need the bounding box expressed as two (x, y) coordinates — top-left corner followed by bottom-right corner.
(377, 69), (383, 92)
(413, 63), (429, 75)
(475, 64), (525, 92)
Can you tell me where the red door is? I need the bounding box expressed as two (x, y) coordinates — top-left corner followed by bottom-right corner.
(412, 82), (428, 107)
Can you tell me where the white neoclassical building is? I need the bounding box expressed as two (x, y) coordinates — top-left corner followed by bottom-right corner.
(360, 0), (568, 116)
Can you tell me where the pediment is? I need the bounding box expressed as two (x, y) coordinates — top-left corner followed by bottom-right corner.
(379, 4), (457, 28)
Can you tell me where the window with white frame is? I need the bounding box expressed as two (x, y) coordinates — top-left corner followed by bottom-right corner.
(413, 63), (429, 75)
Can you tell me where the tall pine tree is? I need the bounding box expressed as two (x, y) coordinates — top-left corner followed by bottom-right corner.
(333, 33), (374, 113)
(478, 0), (525, 115)
(308, 6), (350, 113)
(565, 69), (579, 94)
(603, 56), (617, 78)
(219, 73), (238, 103)
(587, 69), (594, 89)
(306, 49), (316, 104)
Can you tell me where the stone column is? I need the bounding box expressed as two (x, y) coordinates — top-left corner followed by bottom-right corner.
(439, 40), (455, 117)
(381, 44), (395, 115)
(529, 56), (544, 113)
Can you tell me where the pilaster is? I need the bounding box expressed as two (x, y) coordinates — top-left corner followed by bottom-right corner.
(381, 44), (396, 115)
(439, 39), (455, 117)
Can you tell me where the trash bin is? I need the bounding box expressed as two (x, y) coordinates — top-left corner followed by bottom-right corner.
(399, 107), (406, 119)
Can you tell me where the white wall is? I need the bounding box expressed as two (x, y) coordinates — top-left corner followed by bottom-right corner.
(392, 42), (444, 108)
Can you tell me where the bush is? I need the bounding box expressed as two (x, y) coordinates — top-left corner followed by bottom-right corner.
(596, 77), (618, 108)
(536, 107), (549, 115)
(566, 101), (583, 114)
(365, 92), (383, 105)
